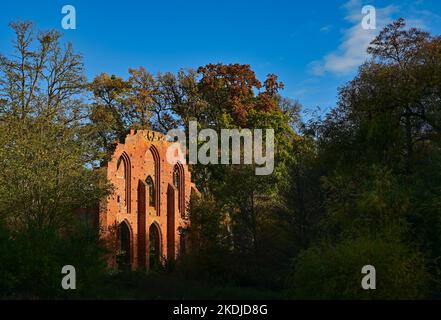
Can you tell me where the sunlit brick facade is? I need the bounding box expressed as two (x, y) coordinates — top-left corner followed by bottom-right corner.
(99, 129), (196, 270)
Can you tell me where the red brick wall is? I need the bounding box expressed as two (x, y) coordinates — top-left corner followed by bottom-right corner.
(99, 130), (194, 270)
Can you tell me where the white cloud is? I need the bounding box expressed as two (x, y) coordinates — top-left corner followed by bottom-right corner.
(320, 25), (333, 33)
(310, 0), (398, 76)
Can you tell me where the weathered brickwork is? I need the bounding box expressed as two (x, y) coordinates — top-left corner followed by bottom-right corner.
(99, 129), (196, 270)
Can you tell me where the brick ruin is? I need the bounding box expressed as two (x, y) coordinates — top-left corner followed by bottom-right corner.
(99, 129), (197, 270)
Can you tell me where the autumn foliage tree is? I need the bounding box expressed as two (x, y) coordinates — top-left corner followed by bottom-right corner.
(2, 16), (441, 300)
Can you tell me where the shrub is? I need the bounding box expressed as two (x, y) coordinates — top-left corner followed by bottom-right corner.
(287, 234), (430, 299)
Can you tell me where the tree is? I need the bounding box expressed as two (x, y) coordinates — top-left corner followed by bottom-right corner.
(178, 63), (303, 288)
(0, 21), (109, 298)
(89, 73), (131, 156)
(297, 19), (441, 298)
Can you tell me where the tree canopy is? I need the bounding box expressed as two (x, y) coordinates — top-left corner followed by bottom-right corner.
(1, 19), (441, 299)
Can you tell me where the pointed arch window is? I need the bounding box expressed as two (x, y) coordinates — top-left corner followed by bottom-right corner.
(146, 176), (155, 208)
(150, 146), (161, 216)
(173, 166), (180, 190)
(117, 152), (131, 213)
(173, 163), (185, 215)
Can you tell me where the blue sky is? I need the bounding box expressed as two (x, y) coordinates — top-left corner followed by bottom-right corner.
(1, 0), (440, 117)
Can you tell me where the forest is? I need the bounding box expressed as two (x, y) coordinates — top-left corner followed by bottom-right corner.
(0, 18), (440, 299)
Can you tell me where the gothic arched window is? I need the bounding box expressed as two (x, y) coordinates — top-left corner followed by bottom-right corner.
(117, 152), (131, 213)
(173, 166), (180, 190)
(173, 163), (185, 215)
(146, 176), (155, 207)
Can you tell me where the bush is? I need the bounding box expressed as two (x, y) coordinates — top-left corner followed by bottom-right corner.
(0, 222), (107, 299)
(287, 234), (430, 299)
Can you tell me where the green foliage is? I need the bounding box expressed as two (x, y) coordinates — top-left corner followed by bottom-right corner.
(0, 119), (108, 230)
(1, 18), (441, 300)
(319, 166), (411, 240)
(297, 19), (441, 299)
(0, 21), (110, 298)
(178, 194), (235, 284)
(0, 221), (107, 299)
(288, 234), (430, 300)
